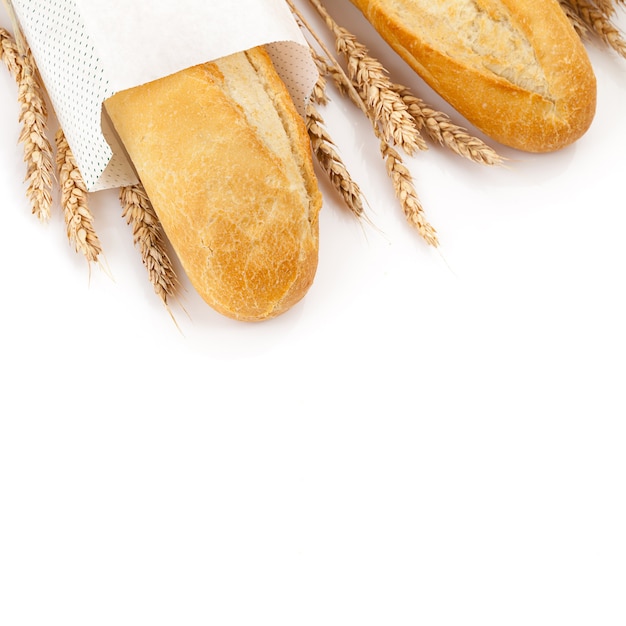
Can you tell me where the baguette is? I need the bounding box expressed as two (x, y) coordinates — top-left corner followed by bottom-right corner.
(349, 0), (597, 152)
(104, 47), (322, 322)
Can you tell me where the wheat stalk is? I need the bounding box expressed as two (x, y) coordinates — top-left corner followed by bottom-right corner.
(314, 40), (501, 167)
(306, 99), (365, 218)
(310, 59), (330, 105)
(55, 128), (102, 264)
(119, 184), (179, 306)
(286, 16), (367, 216)
(309, 48), (365, 110)
(288, 0), (438, 247)
(321, 59), (438, 244)
(0, 26), (20, 77)
(563, 0), (626, 56)
(306, 0), (426, 155)
(559, 1), (592, 38)
(311, 50), (354, 103)
(298, 3), (503, 168)
(394, 84), (504, 166)
(587, 0), (623, 16)
(337, 31), (428, 154)
(381, 139), (438, 246)
(0, 25), (54, 221)
(19, 60), (54, 222)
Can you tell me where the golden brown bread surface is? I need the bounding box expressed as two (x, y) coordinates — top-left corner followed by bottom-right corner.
(104, 47), (322, 321)
(349, 0), (597, 152)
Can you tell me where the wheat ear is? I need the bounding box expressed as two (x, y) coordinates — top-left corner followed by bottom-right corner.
(0, 27), (20, 77)
(55, 129), (102, 264)
(310, 60), (330, 105)
(586, 0), (625, 16)
(559, 1), (592, 38)
(299, 6), (502, 169)
(306, 0), (426, 155)
(19, 50), (54, 221)
(563, 0), (626, 56)
(119, 184), (179, 306)
(394, 84), (504, 166)
(289, 0), (438, 246)
(0, 26), (54, 220)
(306, 100), (365, 218)
(380, 140), (438, 246)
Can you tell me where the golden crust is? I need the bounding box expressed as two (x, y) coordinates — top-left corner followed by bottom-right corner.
(350, 0), (597, 152)
(104, 47), (322, 321)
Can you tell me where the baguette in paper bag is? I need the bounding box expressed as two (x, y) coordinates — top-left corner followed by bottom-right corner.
(105, 47), (322, 322)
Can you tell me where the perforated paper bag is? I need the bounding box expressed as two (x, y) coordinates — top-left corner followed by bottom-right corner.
(8, 0), (318, 191)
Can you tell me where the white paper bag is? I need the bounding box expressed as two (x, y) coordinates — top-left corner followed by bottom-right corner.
(9, 0), (317, 191)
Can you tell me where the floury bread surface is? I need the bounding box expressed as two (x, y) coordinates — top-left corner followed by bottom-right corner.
(104, 47), (322, 321)
(349, 0), (597, 152)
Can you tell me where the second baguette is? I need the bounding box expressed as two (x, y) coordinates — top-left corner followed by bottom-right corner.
(349, 0), (597, 152)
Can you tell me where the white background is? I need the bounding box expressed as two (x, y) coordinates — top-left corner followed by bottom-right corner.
(1, 2), (625, 625)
